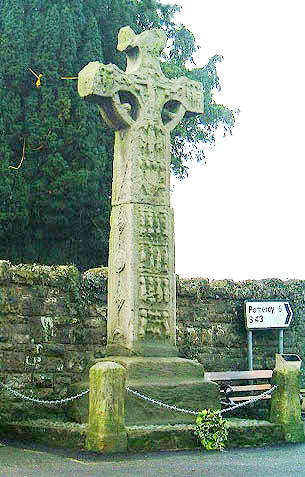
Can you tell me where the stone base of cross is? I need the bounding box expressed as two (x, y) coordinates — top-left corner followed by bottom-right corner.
(67, 28), (220, 429)
(78, 26), (203, 357)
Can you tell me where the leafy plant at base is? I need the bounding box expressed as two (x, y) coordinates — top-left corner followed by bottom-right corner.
(194, 409), (228, 451)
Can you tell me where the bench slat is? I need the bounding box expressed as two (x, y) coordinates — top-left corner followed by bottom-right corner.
(205, 370), (273, 381)
(228, 384), (271, 392)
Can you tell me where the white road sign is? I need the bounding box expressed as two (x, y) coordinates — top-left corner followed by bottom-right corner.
(245, 301), (293, 329)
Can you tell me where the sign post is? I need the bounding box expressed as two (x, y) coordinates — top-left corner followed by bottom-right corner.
(244, 301), (293, 371)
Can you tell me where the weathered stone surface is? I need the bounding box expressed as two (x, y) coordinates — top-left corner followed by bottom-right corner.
(0, 420), (87, 449)
(100, 357), (219, 426)
(270, 366), (304, 442)
(97, 356), (205, 380)
(9, 264), (80, 287)
(86, 361), (127, 453)
(78, 26), (203, 358)
(127, 419), (284, 451)
(1, 260), (305, 425)
(66, 357), (219, 426)
(0, 418), (284, 452)
(0, 260), (11, 283)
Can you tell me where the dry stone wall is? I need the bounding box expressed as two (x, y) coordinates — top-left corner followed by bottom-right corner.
(177, 278), (304, 375)
(1, 259), (304, 419)
(0, 261), (107, 419)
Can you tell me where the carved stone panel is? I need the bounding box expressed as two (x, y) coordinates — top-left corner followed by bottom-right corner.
(107, 203), (176, 354)
(111, 123), (170, 207)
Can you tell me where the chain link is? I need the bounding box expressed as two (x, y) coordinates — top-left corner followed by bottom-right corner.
(0, 381), (89, 406)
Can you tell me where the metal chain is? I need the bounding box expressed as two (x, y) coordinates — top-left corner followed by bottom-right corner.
(126, 387), (199, 415)
(219, 385), (278, 415)
(127, 384), (278, 416)
(0, 380), (278, 413)
(0, 381), (89, 406)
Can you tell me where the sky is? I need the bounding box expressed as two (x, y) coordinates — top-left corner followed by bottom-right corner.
(166, 0), (305, 281)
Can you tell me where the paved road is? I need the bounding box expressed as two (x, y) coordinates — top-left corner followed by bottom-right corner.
(1, 440), (305, 477)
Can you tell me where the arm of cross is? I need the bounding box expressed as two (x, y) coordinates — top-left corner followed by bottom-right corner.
(162, 76), (204, 131)
(78, 61), (137, 130)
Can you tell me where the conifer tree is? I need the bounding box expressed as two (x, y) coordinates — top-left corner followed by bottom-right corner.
(0, 0), (236, 269)
(0, 0), (112, 268)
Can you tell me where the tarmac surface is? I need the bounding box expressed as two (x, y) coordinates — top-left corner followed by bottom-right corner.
(1, 440), (305, 477)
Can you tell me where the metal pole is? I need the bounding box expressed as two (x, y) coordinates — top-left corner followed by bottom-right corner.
(279, 329), (284, 354)
(248, 330), (253, 371)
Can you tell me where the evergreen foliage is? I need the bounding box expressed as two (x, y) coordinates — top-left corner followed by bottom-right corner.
(0, 0), (236, 269)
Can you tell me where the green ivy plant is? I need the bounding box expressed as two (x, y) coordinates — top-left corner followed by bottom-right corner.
(194, 409), (228, 451)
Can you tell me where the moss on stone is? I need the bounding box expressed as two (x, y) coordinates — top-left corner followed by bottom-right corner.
(9, 263), (80, 288)
(270, 368), (305, 442)
(0, 260), (11, 283)
(86, 361), (127, 453)
(0, 418), (285, 453)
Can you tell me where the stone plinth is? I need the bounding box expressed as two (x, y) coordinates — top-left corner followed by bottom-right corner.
(67, 357), (219, 426)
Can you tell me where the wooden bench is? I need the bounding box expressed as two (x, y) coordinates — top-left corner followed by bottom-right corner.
(204, 370), (273, 405)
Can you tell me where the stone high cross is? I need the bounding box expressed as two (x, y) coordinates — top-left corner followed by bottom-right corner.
(78, 26), (203, 357)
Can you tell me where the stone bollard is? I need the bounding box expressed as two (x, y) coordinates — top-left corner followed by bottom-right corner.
(86, 361), (127, 453)
(270, 354), (304, 442)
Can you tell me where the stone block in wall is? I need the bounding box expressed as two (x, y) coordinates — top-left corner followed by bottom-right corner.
(54, 374), (73, 386)
(54, 326), (75, 345)
(207, 312), (236, 324)
(216, 347), (248, 359)
(1, 353), (29, 372)
(214, 300), (237, 315)
(197, 351), (249, 372)
(0, 286), (75, 317)
(3, 373), (32, 390)
(0, 325), (10, 343)
(177, 299), (237, 327)
(178, 278), (209, 298)
(41, 344), (65, 357)
(0, 286), (27, 315)
(88, 305), (107, 318)
(64, 348), (92, 373)
(0, 260), (11, 283)
(28, 315), (57, 343)
(11, 323), (30, 344)
(27, 315), (92, 345)
(253, 329), (278, 345)
(177, 303), (216, 327)
(32, 373), (54, 388)
(207, 280), (238, 299)
(39, 357), (65, 373)
(9, 264), (80, 287)
(201, 324), (242, 347)
(87, 317), (107, 328)
(75, 328), (107, 346)
(0, 343), (16, 353)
